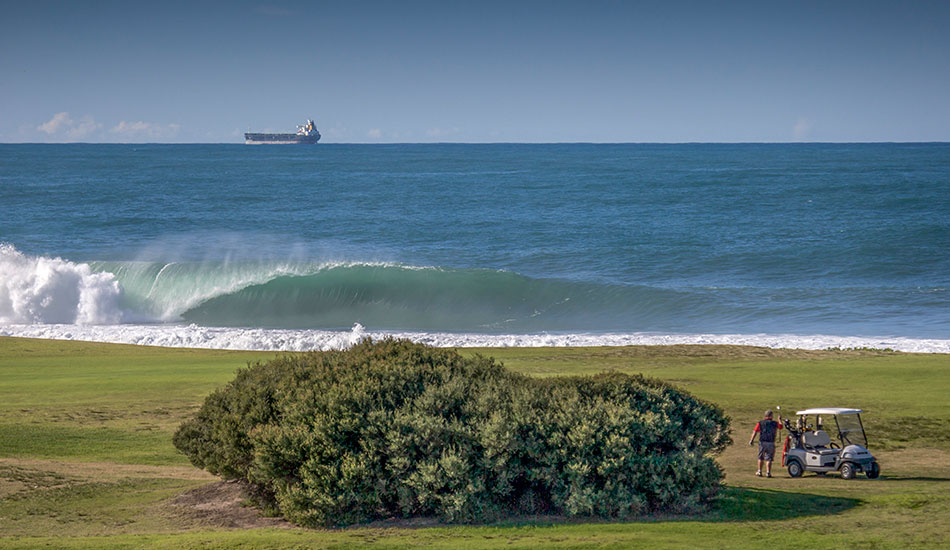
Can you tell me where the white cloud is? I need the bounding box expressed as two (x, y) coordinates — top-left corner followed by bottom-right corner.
(37, 112), (101, 139)
(367, 128), (382, 139)
(111, 120), (181, 140)
(37, 112), (71, 134)
(70, 116), (100, 139)
(793, 118), (812, 141)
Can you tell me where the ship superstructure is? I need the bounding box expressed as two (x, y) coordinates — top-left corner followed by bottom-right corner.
(245, 119), (321, 144)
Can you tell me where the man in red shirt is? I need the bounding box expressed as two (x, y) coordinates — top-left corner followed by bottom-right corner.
(749, 410), (784, 477)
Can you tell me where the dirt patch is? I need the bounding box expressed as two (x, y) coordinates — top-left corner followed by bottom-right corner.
(169, 480), (292, 529)
(0, 457), (215, 481)
(0, 464), (78, 498)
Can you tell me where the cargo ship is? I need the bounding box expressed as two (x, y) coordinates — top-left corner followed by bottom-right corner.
(245, 119), (321, 144)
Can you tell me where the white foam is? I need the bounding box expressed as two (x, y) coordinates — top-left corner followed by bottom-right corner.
(1, 322), (947, 353)
(0, 244), (124, 325)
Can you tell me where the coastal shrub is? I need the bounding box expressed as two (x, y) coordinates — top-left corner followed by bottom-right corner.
(174, 339), (731, 527)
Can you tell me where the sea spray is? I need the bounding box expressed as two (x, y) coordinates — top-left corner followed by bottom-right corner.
(90, 259), (314, 321)
(0, 243), (123, 324)
(92, 258), (452, 324)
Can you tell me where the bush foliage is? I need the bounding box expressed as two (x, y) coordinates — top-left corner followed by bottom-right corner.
(174, 339), (730, 527)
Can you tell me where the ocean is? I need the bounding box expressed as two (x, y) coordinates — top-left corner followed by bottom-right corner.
(2, 143), (948, 352)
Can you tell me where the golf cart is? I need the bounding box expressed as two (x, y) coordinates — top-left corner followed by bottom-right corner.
(782, 408), (880, 479)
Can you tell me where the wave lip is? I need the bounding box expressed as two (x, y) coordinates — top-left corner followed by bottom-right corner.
(0, 244), (123, 325)
(1, 323), (948, 354)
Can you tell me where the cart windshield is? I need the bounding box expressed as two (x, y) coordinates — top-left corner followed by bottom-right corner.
(835, 414), (868, 447)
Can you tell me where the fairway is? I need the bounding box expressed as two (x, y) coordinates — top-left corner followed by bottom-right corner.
(1, 337), (948, 549)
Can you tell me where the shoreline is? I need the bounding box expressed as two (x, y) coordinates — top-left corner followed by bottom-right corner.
(2, 322), (948, 354)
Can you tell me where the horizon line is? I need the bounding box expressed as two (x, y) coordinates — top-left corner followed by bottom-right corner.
(3, 140), (950, 146)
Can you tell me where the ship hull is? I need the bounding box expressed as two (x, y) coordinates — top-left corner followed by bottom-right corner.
(244, 133), (321, 144)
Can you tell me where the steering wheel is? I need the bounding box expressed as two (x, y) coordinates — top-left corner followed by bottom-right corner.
(829, 442), (840, 449)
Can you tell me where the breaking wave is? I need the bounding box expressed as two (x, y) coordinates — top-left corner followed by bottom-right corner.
(2, 244), (949, 352)
(5, 244), (721, 332)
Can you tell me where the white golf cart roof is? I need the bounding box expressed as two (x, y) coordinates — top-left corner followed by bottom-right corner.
(796, 408), (863, 415)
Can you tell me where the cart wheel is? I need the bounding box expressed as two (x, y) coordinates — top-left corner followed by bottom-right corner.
(866, 462), (880, 479)
(787, 460), (803, 478)
(840, 462), (855, 480)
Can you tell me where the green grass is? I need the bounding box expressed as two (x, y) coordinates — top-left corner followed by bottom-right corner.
(1, 337), (948, 549)
(0, 338), (276, 464)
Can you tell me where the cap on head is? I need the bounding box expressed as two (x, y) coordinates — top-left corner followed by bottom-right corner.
(764, 410), (773, 418)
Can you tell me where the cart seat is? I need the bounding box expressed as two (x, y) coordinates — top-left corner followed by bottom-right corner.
(802, 430), (840, 455)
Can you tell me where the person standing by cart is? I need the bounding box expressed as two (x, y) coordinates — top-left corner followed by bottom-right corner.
(749, 410), (784, 477)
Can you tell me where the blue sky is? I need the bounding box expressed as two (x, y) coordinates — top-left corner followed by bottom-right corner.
(2, 0), (948, 143)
